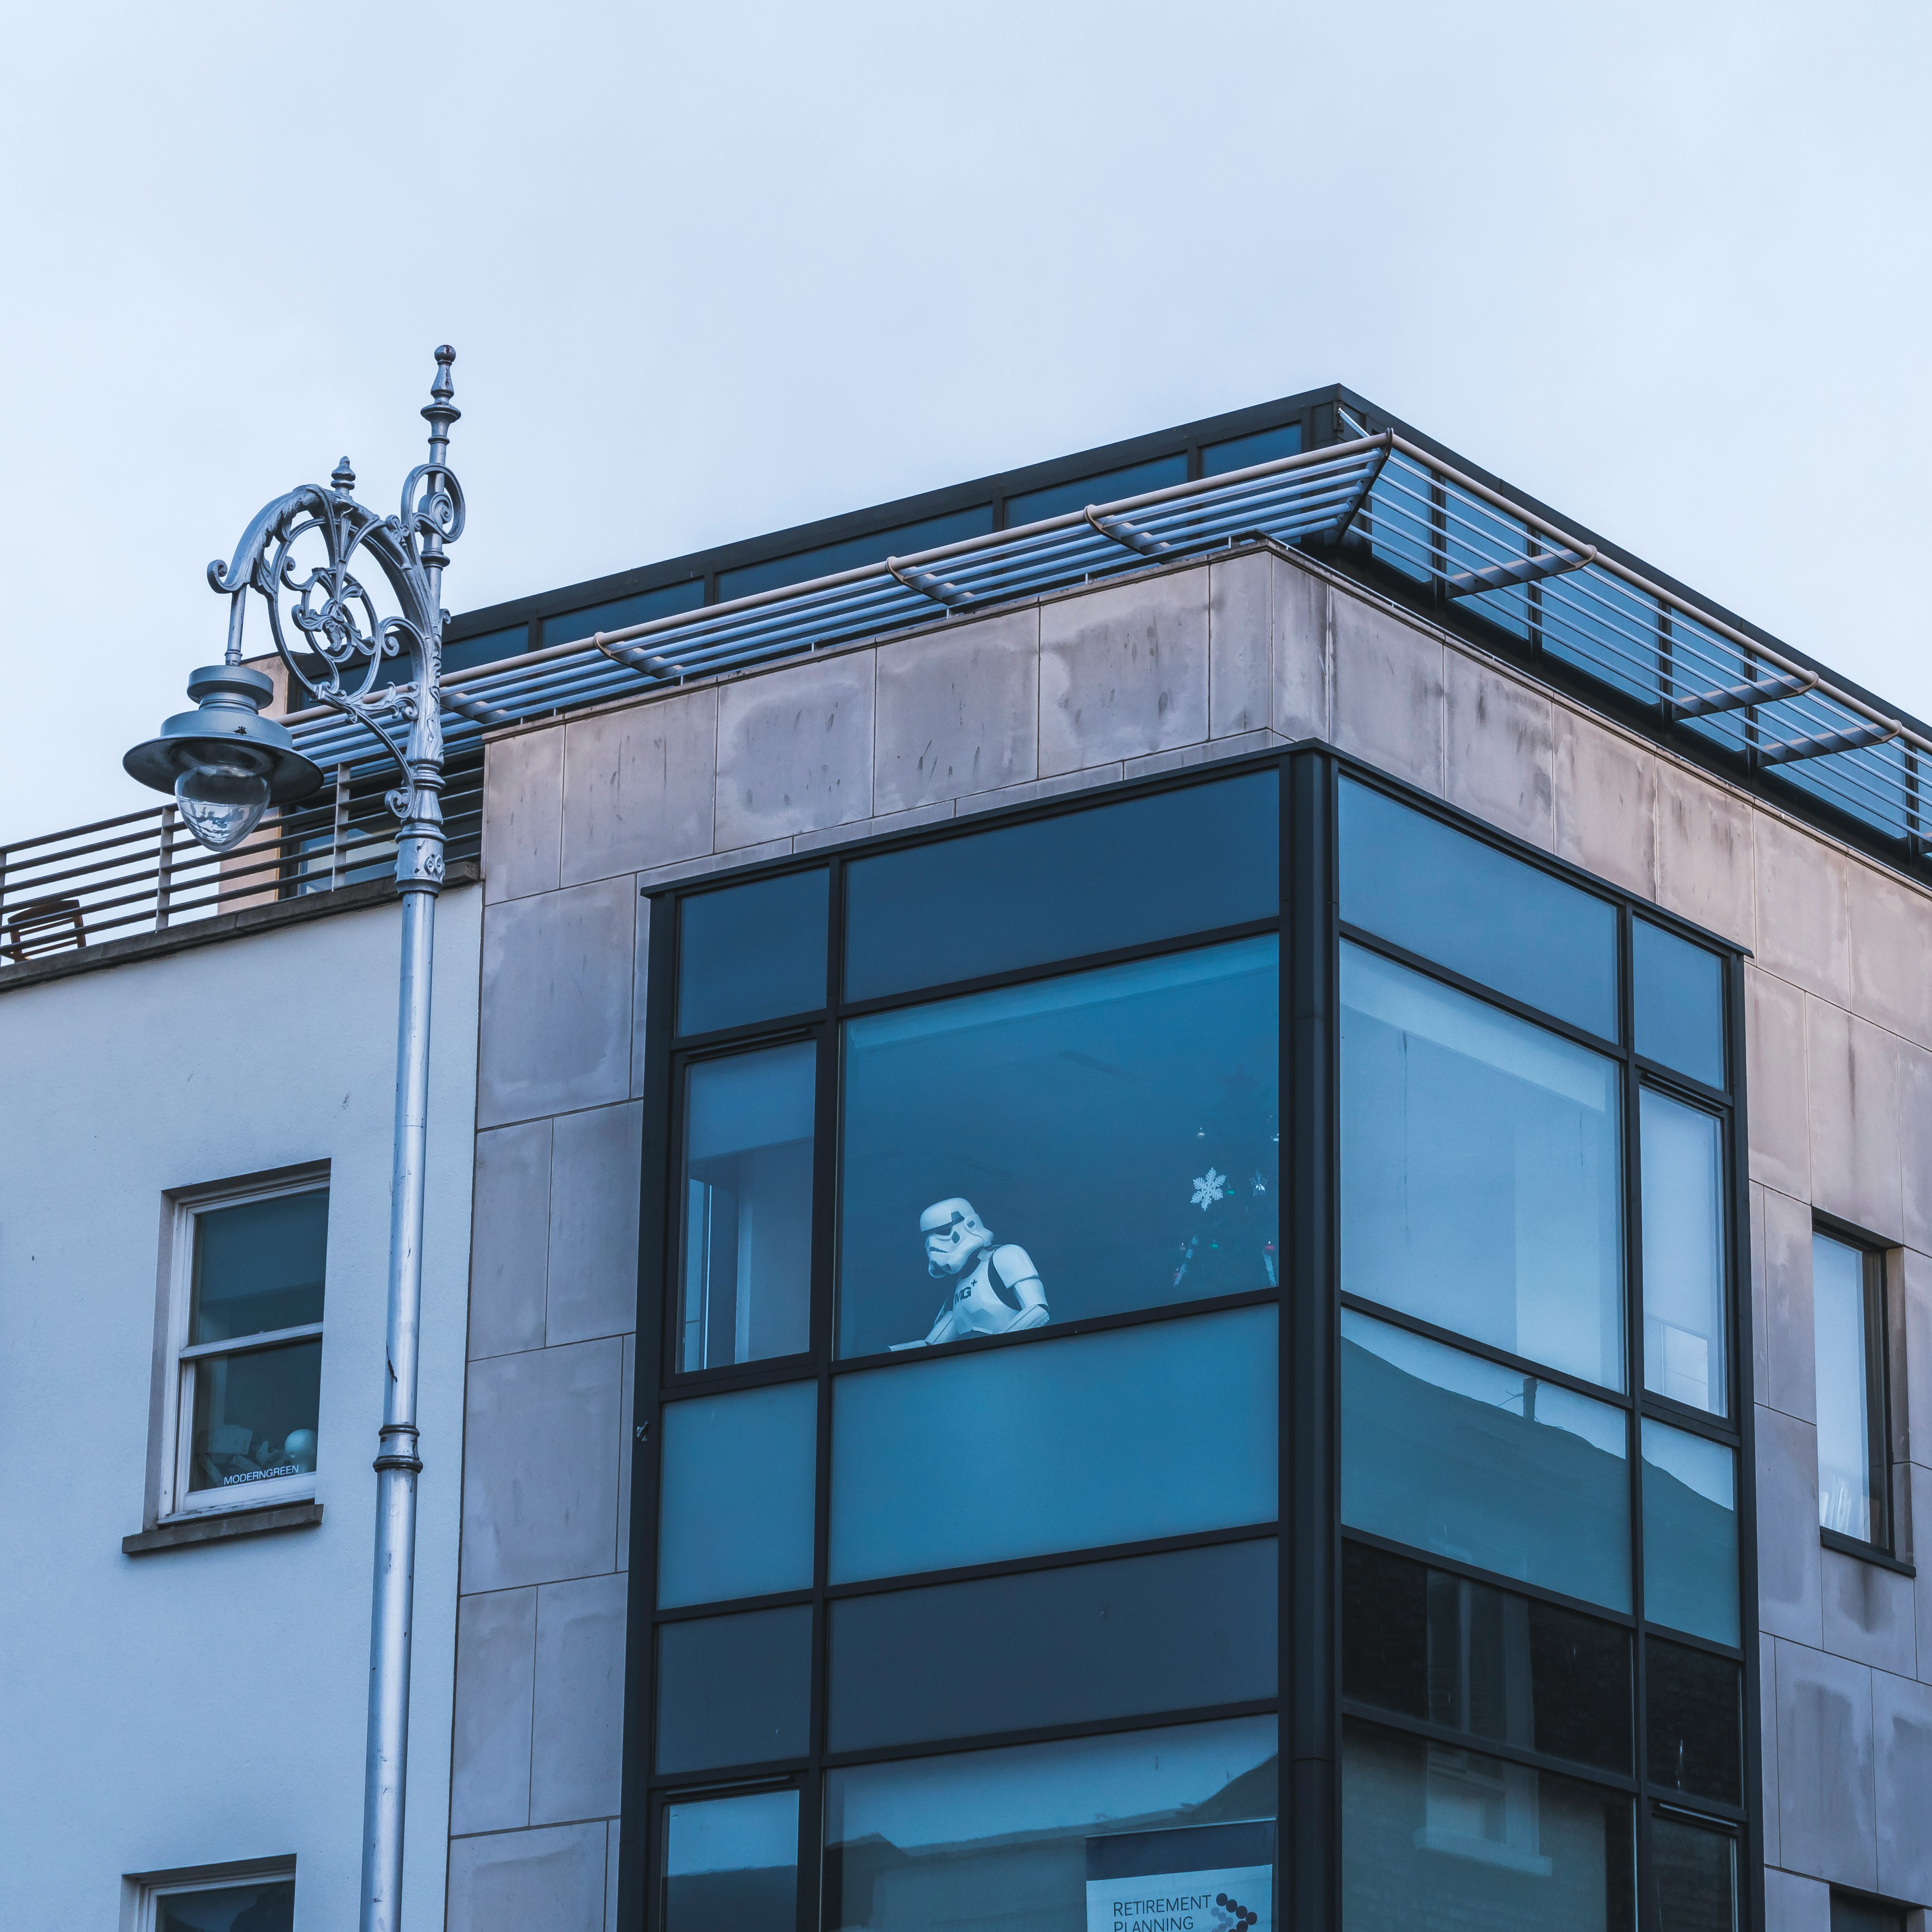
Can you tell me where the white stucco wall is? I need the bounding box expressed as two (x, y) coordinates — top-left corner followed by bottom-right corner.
(0, 883), (481, 1930)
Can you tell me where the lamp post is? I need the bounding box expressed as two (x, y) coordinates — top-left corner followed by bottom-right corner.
(125, 346), (466, 1932)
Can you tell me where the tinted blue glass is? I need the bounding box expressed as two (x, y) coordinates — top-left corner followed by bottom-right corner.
(1202, 424), (1304, 475)
(1342, 1310), (1631, 1611)
(845, 771), (1278, 1002)
(542, 579), (704, 650)
(1640, 1091), (1727, 1415)
(1634, 920), (1725, 1087)
(1005, 455), (1189, 525)
(717, 508), (995, 602)
(840, 938), (1278, 1356)
(442, 624), (529, 677)
(373, 621), (527, 688)
(828, 1539), (1277, 1751)
(656, 1605), (811, 1773)
(678, 868), (828, 1035)
(1339, 778), (1619, 1038)
(680, 1044), (816, 1371)
(1650, 1815), (1735, 1932)
(1641, 1419), (1738, 1644)
(666, 1789), (798, 1932)
(825, 1717), (1278, 1932)
(1343, 1720), (1635, 1932)
(157, 1880), (296, 1932)
(830, 1305), (1278, 1582)
(658, 1381), (816, 1608)
(1342, 944), (1624, 1389)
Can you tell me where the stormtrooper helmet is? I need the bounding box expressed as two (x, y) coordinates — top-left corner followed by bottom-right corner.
(921, 1198), (994, 1279)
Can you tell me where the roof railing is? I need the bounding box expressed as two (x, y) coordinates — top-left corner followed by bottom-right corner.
(0, 764), (483, 968)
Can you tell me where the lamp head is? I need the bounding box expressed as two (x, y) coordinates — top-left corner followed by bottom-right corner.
(124, 665), (324, 853)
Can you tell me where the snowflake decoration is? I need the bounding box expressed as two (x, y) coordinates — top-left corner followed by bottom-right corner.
(1191, 1167), (1227, 1210)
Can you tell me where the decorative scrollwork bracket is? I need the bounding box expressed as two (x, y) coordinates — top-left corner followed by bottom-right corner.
(205, 346), (464, 890)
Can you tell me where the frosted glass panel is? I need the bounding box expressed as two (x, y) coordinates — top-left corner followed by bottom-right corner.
(658, 1381), (817, 1608)
(830, 1306), (1277, 1582)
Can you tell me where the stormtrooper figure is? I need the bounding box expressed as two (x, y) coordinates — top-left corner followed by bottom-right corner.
(891, 1197), (1049, 1350)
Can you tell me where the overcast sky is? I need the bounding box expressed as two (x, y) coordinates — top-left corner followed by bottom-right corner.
(1, 1), (1925, 839)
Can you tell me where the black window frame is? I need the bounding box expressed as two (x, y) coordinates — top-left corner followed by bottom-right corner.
(1811, 1219), (1899, 1563)
(617, 745), (1764, 1932)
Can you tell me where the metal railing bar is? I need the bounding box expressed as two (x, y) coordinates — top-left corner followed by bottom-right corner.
(0, 804), (163, 858)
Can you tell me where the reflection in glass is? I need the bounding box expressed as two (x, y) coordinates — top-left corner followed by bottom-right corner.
(680, 1043), (814, 1371)
(830, 1539), (1277, 1752)
(1342, 1541), (1631, 1775)
(1640, 1091), (1728, 1415)
(1646, 1638), (1742, 1804)
(840, 938), (1278, 1357)
(1004, 455), (1190, 525)
(1202, 424), (1303, 475)
(1343, 1720), (1634, 1932)
(677, 870), (829, 1038)
(1650, 1814), (1736, 1932)
(831, 1306), (1278, 1583)
(1640, 1420), (1739, 1645)
(656, 1605), (812, 1774)
(1813, 1232), (1886, 1543)
(191, 1191), (328, 1342)
(1342, 945), (1624, 1389)
(156, 1880), (295, 1932)
(658, 1381), (817, 1608)
(1339, 779), (1619, 1039)
(188, 1339), (321, 1493)
(1633, 922), (1725, 1088)
(665, 1788), (798, 1932)
(843, 772), (1278, 1004)
(825, 1715), (1278, 1932)
(1342, 1311), (1630, 1612)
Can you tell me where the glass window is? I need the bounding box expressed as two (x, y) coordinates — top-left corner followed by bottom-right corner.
(830, 1305), (1278, 1583)
(1646, 1638), (1742, 1805)
(1814, 1232), (1889, 1545)
(1341, 945), (1625, 1390)
(1640, 1420), (1739, 1645)
(679, 1043), (815, 1372)
(840, 937), (1278, 1356)
(656, 1605), (812, 1773)
(717, 508), (995, 602)
(178, 1189), (328, 1506)
(828, 1538), (1277, 1752)
(441, 623), (529, 679)
(1650, 1814), (1736, 1932)
(678, 871), (828, 1037)
(657, 1381), (816, 1608)
(1339, 779), (1619, 1039)
(1203, 424), (1304, 475)
(824, 1715), (1278, 1932)
(1343, 1720), (1634, 1932)
(843, 771), (1278, 1004)
(149, 1876), (296, 1932)
(1342, 1541), (1631, 1776)
(665, 1788), (798, 1932)
(1633, 922), (1725, 1087)
(1005, 455), (1190, 525)
(542, 579), (704, 651)
(1342, 1311), (1631, 1612)
(1640, 1092), (1728, 1416)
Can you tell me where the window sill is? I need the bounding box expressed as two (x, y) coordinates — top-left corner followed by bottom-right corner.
(122, 1500), (323, 1556)
(1820, 1527), (1915, 1577)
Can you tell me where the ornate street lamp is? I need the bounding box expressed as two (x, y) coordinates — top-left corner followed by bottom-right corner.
(125, 346), (465, 1932)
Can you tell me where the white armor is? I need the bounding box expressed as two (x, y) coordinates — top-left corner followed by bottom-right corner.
(890, 1197), (1049, 1349)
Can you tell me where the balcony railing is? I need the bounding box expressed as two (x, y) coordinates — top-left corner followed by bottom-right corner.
(0, 761), (482, 967)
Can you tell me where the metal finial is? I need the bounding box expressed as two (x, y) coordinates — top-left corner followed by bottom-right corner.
(431, 345), (455, 404)
(332, 456), (356, 493)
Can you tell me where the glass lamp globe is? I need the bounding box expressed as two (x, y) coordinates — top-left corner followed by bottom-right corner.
(174, 753), (273, 852)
